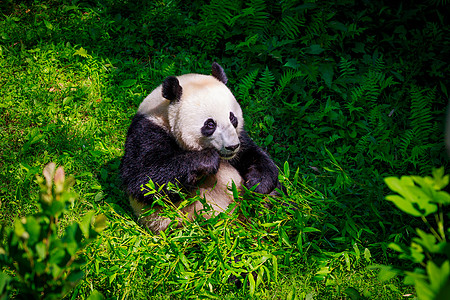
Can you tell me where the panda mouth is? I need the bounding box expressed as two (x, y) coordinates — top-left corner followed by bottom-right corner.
(220, 152), (237, 160)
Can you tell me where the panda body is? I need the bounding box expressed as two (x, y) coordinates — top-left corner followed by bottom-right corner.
(129, 160), (243, 232)
(120, 63), (281, 233)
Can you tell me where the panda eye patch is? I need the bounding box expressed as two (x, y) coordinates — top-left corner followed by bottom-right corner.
(201, 118), (216, 136)
(230, 112), (238, 128)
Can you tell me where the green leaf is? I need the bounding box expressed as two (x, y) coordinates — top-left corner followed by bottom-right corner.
(387, 243), (404, 253)
(286, 287), (296, 300)
(93, 214), (108, 233)
(66, 270), (84, 284)
(384, 176), (413, 194)
(428, 260), (450, 293)
(385, 195), (423, 217)
(302, 227), (320, 233)
(293, 167), (299, 185)
(264, 134), (273, 146)
(432, 167), (449, 190)
(0, 272), (11, 297)
(74, 47), (89, 58)
(319, 63), (334, 88)
(279, 227), (291, 247)
(415, 277), (436, 300)
(364, 248), (371, 262)
(43, 20), (53, 30)
(377, 265), (398, 282)
(296, 233), (303, 254)
(109, 273), (117, 285)
(14, 218), (28, 240)
(231, 182), (239, 200)
(344, 287), (361, 300)
(385, 175), (438, 216)
(284, 58), (301, 69)
(434, 191), (450, 204)
(272, 256), (278, 283)
(49, 248), (66, 266)
(87, 290), (105, 300)
(63, 223), (82, 256)
(353, 243), (361, 260)
(283, 161), (290, 178)
(23, 216), (41, 245)
(35, 242), (47, 260)
(414, 228), (439, 253)
(248, 272), (255, 297)
(120, 79), (137, 88)
(80, 211), (95, 239)
(305, 44), (325, 55)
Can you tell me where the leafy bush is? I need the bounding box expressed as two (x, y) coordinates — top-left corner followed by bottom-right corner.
(0, 163), (106, 299)
(377, 167), (450, 300)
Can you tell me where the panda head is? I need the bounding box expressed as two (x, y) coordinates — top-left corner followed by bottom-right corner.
(163, 63), (243, 159)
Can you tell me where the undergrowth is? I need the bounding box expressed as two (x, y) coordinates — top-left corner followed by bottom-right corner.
(1, 0), (448, 298)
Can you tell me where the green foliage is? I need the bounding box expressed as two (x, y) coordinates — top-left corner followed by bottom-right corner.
(81, 165), (314, 298)
(77, 164), (405, 299)
(378, 168), (450, 300)
(0, 163), (106, 299)
(1, 0), (448, 298)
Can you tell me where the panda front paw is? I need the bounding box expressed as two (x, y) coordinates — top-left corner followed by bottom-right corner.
(190, 148), (220, 181)
(244, 166), (278, 195)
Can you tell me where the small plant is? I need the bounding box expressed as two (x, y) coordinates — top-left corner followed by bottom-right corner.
(377, 167), (450, 300)
(0, 163), (107, 299)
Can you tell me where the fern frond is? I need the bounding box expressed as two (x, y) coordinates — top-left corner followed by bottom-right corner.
(232, 0), (268, 34)
(237, 69), (259, 101)
(350, 70), (385, 104)
(324, 97), (339, 114)
(160, 62), (176, 78)
(410, 145), (432, 173)
(258, 66), (275, 96)
(338, 57), (356, 78)
(371, 56), (385, 73)
(368, 106), (381, 128)
(248, 0), (269, 33)
(350, 81), (378, 104)
(279, 14), (302, 40)
(188, 0), (239, 46)
(327, 133), (341, 145)
(304, 9), (326, 41)
(410, 86), (434, 142)
(274, 69), (302, 97)
(355, 134), (371, 154)
(398, 129), (414, 156)
(299, 63), (319, 83)
(369, 70), (385, 85)
(379, 75), (398, 90)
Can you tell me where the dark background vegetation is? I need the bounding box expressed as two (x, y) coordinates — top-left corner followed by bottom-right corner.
(0, 0), (449, 298)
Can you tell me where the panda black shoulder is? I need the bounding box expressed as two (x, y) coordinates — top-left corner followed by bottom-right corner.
(119, 113), (180, 202)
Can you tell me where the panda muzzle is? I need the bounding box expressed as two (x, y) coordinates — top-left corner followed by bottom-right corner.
(220, 144), (240, 159)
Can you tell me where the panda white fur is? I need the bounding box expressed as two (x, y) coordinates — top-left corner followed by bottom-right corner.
(120, 63), (282, 232)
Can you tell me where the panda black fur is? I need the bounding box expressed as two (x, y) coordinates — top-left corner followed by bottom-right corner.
(119, 63), (282, 232)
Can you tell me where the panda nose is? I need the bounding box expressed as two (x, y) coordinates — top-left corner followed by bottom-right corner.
(225, 144), (240, 151)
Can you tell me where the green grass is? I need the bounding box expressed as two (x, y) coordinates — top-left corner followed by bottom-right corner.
(1, 0), (448, 299)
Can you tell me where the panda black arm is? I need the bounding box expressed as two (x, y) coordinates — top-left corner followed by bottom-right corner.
(229, 131), (281, 195)
(119, 113), (220, 204)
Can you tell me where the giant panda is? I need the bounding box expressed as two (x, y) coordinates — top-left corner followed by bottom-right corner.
(119, 63), (282, 233)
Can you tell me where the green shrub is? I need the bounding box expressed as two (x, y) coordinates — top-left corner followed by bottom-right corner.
(376, 167), (450, 300)
(0, 163), (106, 299)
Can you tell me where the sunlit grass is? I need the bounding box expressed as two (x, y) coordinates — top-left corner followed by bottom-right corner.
(0, 1), (432, 298)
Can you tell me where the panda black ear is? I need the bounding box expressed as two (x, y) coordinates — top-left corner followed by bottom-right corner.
(162, 76), (183, 102)
(211, 62), (228, 85)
